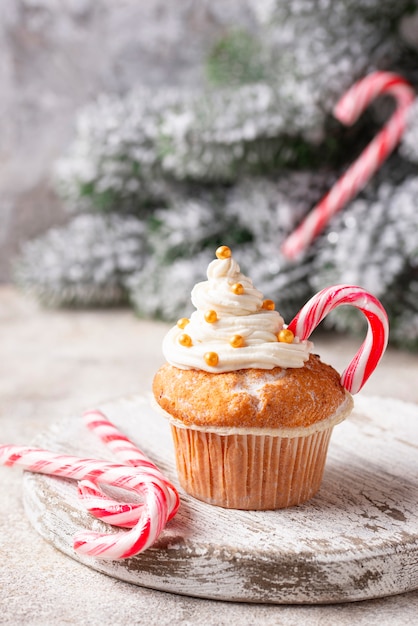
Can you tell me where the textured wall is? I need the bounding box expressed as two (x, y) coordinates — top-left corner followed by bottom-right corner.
(0, 0), (256, 281)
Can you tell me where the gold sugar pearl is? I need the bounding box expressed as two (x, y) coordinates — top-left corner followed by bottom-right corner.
(204, 309), (218, 324)
(262, 299), (275, 311)
(278, 329), (295, 344)
(231, 282), (244, 295)
(229, 334), (245, 348)
(178, 333), (192, 347)
(177, 317), (190, 329)
(216, 245), (232, 260)
(204, 351), (219, 367)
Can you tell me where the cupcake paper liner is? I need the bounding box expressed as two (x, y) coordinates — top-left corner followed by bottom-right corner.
(170, 424), (334, 510)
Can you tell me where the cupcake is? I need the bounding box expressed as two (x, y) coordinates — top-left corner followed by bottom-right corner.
(153, 246), (353, 510)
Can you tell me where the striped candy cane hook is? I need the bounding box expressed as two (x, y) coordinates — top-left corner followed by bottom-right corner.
(288, 285), (389, 394)
(0, 410), (180, 560)
(281, 72), (416, 260)
(78, 410), (179, 527)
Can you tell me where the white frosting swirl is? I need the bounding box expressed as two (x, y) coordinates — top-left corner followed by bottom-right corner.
(162, 253), (313, 372)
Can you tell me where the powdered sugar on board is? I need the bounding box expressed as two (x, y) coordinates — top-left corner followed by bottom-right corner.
(22, 394), (418, 604)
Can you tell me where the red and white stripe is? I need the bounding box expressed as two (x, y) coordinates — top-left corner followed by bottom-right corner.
(83, 409), (155, 467)
(288, 285), (389, 394)
(0, 411), (179, 560)
(77, 479), (141, 528)
(79, 409), (179, 527)
(281, 72), (416, 259)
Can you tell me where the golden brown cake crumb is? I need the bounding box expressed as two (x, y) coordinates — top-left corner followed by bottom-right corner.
(153, 354), (347, 430)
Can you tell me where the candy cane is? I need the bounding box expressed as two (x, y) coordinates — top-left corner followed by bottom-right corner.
(0, 445), (177, 559)
(76, 409), (179, 555)
(0, 409), (179, 560)
(281, 72), (416, 259)
(79, 409), (179, 527)
(83, 409), (157, 468)
(79, 409), (152, 528)
(77, 479), (141, 528)
(288, 285), (389, 394)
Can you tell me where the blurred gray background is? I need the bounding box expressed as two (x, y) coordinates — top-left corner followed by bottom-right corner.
(1, 0), (417, 283)
(0, 0), (259, 282)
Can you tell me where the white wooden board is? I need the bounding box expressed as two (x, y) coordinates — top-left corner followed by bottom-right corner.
(22, 394), (418, 604)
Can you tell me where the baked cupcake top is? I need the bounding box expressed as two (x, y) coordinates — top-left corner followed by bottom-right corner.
(162, 246), (313, 373)
(153, 356), (352, 433)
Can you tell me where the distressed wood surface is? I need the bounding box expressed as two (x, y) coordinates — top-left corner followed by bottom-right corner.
(22, 394), (418, 604)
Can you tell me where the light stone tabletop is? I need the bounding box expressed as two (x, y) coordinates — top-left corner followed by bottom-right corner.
(1, 286), (418, 625)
